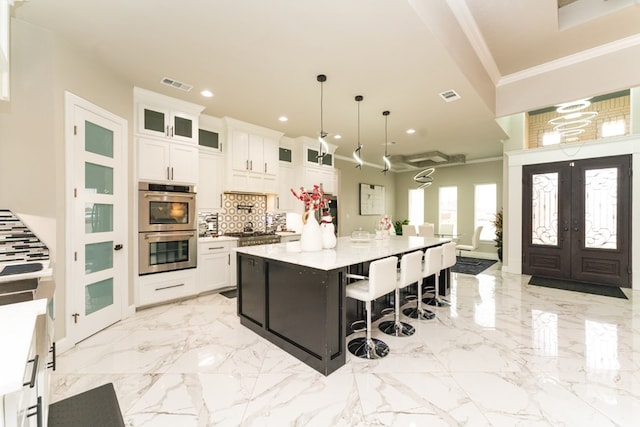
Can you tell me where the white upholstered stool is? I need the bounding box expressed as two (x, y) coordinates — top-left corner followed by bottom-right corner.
(403, 247), (441, 320)
(346, 256), (398, 359)
(379, 250), (423, 337)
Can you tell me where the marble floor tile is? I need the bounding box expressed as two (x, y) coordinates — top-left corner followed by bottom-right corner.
(49, 266), (640, 426)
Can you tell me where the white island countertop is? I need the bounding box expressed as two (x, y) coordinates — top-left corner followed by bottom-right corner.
(0, 298), (47, 395)
(235, 235), (450, 271)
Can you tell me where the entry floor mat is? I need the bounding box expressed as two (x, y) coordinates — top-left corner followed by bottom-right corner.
(48, 382), (125, 427)
(451, 257), (497, 275)
(528, 276), (628, 299)
(220, 289), (237, 299)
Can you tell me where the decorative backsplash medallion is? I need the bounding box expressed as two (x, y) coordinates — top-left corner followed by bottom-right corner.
(220, 193), (267, 233)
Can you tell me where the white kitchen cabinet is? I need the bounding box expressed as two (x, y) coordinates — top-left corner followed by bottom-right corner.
(198, 150), (224, 211)
(138, 137), (199, 184)
(275, 164), (298, 211)
(301, 165), (336, 195)
(1, 299), (48, 427)
(224, 117), (282, 193)
(134, 87), (204, 144)
(198, 240), (235, 293)
(138, 268), (197, 307)
(199, 114), (223, 153)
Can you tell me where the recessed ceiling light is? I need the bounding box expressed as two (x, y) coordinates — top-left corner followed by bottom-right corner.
(278, 116), (288, 122)
(406, 129), (416, 134)
(200, 90), (214, 98)
(333, 135), (342, 139)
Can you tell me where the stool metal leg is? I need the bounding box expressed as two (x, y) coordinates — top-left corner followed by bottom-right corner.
(403, 278), (436, 320)
(380, 288), (415, 336)
(425, 273), (450, 307)
(348, 300), (390, 359)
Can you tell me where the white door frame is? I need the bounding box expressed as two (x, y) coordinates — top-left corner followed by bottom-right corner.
(64, 91), (129, 345)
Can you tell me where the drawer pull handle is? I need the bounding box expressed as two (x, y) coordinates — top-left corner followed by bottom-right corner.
(155, 283), (185, 291)
(27, 396), (42, 426)
(24, 355), (39, 388)
(209, 246), (225, 250)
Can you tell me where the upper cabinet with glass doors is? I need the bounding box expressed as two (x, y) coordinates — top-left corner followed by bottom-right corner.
(134, 87), (204, 144)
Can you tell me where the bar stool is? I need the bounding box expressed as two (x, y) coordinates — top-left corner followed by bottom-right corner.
(403, 246), (441, 320)
(379, 250), (423, 337)
(346, 256), (398, 359)
(426, 241), (455, 307)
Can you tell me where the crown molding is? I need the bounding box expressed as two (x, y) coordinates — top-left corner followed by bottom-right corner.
(498, 33), (640, 86)
(446, 0), (502, 85)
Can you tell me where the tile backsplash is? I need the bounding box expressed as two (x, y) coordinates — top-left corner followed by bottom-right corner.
(198, 194), (288, 235)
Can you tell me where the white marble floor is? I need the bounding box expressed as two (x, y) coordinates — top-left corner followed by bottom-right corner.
(50, 266), (640, 426)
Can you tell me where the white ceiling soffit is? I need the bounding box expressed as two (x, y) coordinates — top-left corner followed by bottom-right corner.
(559, 0), (639, 30)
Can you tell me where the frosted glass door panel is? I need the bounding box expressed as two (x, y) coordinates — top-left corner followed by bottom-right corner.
(85, 241), (113, 274)
(85, 120), (113, 158)
(85, 203), (113, 233)
(531, 172), (558, 246)
(144, 108), (165, 133)
(85, 162), (113, 195)
(85, 278), (114, 316)
(584, 168), (617, 249)
(174, 116), (193, 138)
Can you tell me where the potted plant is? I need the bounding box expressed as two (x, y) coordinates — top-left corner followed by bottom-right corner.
(493, 209), (503, 261)
(394, 219), (409, 235)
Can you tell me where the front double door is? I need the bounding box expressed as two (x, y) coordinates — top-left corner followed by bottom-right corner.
(522, 155), (631, 287)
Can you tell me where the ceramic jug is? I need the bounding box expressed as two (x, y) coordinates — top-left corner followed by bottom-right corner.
(300, 210), (323, 252)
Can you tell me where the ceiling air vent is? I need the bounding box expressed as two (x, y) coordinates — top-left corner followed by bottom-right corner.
(439, 89), (461, 102)
(160, 77), (193, 92)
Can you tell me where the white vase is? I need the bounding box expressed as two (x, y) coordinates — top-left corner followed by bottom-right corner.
(300, 210), (323, 252)
(321, 215), (337, 249)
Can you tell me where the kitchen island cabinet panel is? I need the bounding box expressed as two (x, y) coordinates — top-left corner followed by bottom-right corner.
(238, 255), (266, 327)
(266, 263), (344, 363)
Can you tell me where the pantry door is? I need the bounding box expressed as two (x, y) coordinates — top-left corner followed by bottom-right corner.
(66, 92), (128, 343)
(522, 155), (631, 287)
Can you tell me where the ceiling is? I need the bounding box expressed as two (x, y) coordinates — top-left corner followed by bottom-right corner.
(11, 0), (640, 170)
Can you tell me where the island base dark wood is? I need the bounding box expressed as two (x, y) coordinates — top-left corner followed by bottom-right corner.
(237, 254), (347, 375)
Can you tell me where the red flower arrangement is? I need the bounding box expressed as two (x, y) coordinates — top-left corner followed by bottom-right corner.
(290, 185), (331, 211)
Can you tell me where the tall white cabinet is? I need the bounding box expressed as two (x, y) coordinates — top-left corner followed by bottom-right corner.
(135, 87), (205, 185)
(224, 117), (283, 194)
(198, 114), (224, 211)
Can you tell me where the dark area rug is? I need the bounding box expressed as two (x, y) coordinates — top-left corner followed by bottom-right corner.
(220, 289), (237, 299)
(451, 257), (497, 275)
(528, 276), (628, 299)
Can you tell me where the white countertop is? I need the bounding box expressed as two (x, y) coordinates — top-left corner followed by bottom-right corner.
(0, 261), (53, 284)
(235, 235), (450, 270)
(0, 298), (47, 395)
(198, 236), (239, 243)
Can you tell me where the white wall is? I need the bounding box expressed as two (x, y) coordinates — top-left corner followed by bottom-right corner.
(0, 18), (133, 340)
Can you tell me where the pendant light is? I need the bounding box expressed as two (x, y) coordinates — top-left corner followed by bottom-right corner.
(382, 110), (391, 174)
(317, 74), (329, 163)
(353, 95), (364, 168)
(414, 167), (435, 189)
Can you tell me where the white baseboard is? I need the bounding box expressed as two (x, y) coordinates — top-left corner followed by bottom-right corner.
(458, 250), (499, 261)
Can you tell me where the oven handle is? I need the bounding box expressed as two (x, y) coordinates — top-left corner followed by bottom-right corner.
(143, 232), (196, 240)
(142, 193), (195, 200)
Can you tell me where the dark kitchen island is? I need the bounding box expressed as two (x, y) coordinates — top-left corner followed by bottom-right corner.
(235, 235), (450, 375)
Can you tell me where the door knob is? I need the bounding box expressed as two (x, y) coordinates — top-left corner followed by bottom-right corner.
(114, 244), (124, 251)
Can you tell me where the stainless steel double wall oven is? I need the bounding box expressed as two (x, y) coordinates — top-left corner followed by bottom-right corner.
(138, 182), (197, 275)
